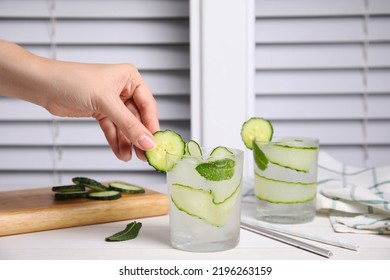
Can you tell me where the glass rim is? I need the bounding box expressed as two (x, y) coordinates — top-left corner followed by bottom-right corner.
(165, 146), (244, 158)
(253, 136), (319, 145)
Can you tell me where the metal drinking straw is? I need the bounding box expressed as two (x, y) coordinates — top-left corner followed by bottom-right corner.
(241, 222), (333, 258)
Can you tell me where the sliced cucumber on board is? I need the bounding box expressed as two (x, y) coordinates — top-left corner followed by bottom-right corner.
(72, 177), (109, 192)
(108, 182), (145, 194)
(52, 184), (86, 193)
(255, 173), (316, 204)
(87, 190), (122, 200)
(54, 191), (89, 199)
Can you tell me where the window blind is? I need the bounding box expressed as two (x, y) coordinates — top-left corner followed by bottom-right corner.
(0, 0), (190, 190)
(255, 0), (390, 167)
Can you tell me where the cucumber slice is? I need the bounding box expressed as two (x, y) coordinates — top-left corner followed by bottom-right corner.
(54, 191), (88, 199)
(87, 190), (121, 200)
(145, 130), (186, 172)
(186, 140), (202, 157)
(108, 182), (145, 194)
(255, 173), (316, 204)
(209, 182), (240, 204)
(52, 184), (86, 193)
(72, 177), (108, 192)
(170, 183), (240, 227)
(241, 117), (273, 150)
(267, 141), (318, 172)
(210, 146), (233, 157)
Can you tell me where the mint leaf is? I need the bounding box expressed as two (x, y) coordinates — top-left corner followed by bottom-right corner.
(253, 142), (268, 170)
(195, 158), (235, 181)
(105, 221), (142, 242)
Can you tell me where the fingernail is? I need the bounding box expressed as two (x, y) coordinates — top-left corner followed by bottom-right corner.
(120, 150), (132, 162)
(137, 134), (156, 151)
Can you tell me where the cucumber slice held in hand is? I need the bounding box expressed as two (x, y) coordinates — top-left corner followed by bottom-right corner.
(145, 130), (186, 172)
(240, 117), (273, 150)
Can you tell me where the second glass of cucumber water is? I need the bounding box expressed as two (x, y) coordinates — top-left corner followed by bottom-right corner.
(253, 137), (319, 224)
(166, 147), (244, 252)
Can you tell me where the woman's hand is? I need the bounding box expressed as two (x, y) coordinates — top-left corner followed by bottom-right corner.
(0, 40), (159, 161)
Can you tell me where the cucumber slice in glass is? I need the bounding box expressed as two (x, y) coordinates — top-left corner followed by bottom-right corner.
(267, 140), (318, 173)
(255, 173), (316, 204)
(145, 130), (186, 172)
(170, 183), (240, 227)
(240, 117), (273, 150)
(210, 146), (233, 157)
(186, 140), (202, 157)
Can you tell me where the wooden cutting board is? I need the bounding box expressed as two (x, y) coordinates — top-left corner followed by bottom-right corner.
(0, 182), (168, 237)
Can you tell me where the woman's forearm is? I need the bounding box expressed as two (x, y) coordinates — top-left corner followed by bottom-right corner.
(0, 39), (53, 107)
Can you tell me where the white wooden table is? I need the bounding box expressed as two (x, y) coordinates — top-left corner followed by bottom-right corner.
(1, 181), (389, 261)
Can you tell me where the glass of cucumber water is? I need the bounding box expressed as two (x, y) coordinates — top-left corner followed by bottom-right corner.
(166, 144), (244, 252)
(253, 137), (319, 224)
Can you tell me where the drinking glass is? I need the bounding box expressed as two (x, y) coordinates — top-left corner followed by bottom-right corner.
(166, 147), (244, 252)
(253, 137), (319, 224)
